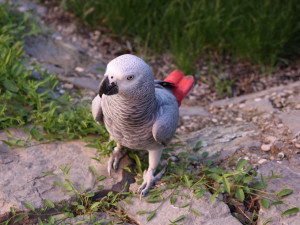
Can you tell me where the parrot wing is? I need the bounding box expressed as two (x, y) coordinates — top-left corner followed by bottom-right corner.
(91, 94), (104, 125)
(152, 88), (179, 146)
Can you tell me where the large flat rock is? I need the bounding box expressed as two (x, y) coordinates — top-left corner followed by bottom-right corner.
(119, 187), (241, 225)
(0, 129), (134, 222)
(257, 157), (300, 225)
(210, 81), (300, 107)
(278, 110), (300, 138)
(177, 122), (261, 161)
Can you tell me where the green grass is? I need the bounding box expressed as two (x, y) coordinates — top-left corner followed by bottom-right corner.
(59, 0), (300, 73)
(0, 2), (107, 141)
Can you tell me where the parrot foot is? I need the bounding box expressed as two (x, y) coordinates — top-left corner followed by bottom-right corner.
(108, 145), (126, 176)
(138, 166), (167, 198)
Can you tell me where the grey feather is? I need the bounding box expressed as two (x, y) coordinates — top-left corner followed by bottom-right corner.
(91, 95), (103, 125)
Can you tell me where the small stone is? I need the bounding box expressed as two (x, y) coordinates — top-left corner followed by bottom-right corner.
(75, 67), (84, 72)
(212, 118), (218, 123)
(270, 156), (275, 161)
(295, 104), (300, 110)
(261, 144), (271, 151)
(265, 136), (276, 144)
(239, 103), (245, 108)
(277, 152), (285, 160)
(275, 141), (284, 149)
(55, 35), (63, 40)
(59, 89), (65, 94)
(182, 116), (190, 120)
(258, 159), (268, 164)
(235, 117), (243, 121)
(63, 83), (74, 89)
(295, 143), (300, 149)
(254, 98), (262, 102)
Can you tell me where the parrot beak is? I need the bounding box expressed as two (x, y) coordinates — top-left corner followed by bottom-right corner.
(99, 76), (119, 97)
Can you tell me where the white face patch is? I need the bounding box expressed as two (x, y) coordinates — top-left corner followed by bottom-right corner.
(105, 54), (154, 97)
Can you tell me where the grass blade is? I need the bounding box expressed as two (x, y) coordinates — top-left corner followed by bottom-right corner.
(281, 207), (299, 216)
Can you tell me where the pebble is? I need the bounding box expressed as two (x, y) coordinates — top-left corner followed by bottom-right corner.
(265, 136), (276, 144)
(212, 118), (218, 123)
(261, 144), (271, 151)
(258, 159), (268, 164)
(235, 117), (243, 121)
(277, 152), (285, 159)
(295, 143), (300, 149)
(75, 67), (84, 72)
(55, 35), (63, 40)
(270, 156), (275, 161)
(295, 104), (300, 110)
(63, 83), (74, 89)
(239, 103), (245, 108)
(59, 89), (65, 94)
(254, 98), (262, 102)
(275, 141), (284, 149)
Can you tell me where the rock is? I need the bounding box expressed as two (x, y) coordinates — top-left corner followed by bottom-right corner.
(257, 160), (300, 225)
(0, 0), (47, 17)
(295, 104), (300, 110)
(58, 76), (100, 92)
(63, 83), (74, 90)
(119, 188), (241, 225)
(210, 81), (300, 107)
(0, 129), (134, 222)
(261, 144), (271, 152)
(265, 136), (276, 144)
(75, 67), (85, 72)
(277, 110), (300, 138)
(24, 32), (90, 70)
(175, 122), (260, 161)
(277, 152), (285, 160)
(275, 141), (284, 150)
(258, 159), (267, 164)
(295, 143), (300, 149)
(179, 106), (210, 117)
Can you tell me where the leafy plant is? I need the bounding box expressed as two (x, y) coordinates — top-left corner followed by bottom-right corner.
(60, 0), (300, 73)
(1, 164), (133, 225)
(130, 140), (299, 224)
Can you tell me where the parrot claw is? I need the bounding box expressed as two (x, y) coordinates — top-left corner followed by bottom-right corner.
(138, 166), (167, 198)
(107, 146), (126, 176)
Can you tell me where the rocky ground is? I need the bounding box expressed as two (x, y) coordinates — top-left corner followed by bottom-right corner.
(1, 1), (300, 224)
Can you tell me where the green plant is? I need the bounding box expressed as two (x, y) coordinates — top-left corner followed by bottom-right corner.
(1, 164), (133, 225)
(60, 0), (300, 73)
(0, 3), (107, 142)
(127, 141), (299, 224)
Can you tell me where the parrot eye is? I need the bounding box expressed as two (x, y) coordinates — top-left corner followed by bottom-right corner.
(127, 75), (134, 80)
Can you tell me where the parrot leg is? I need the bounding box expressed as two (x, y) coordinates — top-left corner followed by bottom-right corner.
(139, 148), (166, 197)
(108, 143), (127, 176)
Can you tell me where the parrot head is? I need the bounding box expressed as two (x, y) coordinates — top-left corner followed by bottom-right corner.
(99, 54), (155, 99)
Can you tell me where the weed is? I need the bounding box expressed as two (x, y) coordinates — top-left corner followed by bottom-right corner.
(128, 141), (299, 224)
(60, 0), (300, 73)
(1, 164), (133, 224)
(0, 3), (107, 141)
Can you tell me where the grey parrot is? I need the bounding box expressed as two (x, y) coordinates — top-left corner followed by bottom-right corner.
(92, 54), (194, 196)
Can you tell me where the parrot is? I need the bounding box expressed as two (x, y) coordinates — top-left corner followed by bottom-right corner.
(92, 54), (194, 196)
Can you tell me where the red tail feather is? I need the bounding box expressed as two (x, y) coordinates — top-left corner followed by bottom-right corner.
(164, 70), (194, 107)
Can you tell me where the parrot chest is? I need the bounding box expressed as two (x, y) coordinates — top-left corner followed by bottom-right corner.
(102, 96), (159, 149)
